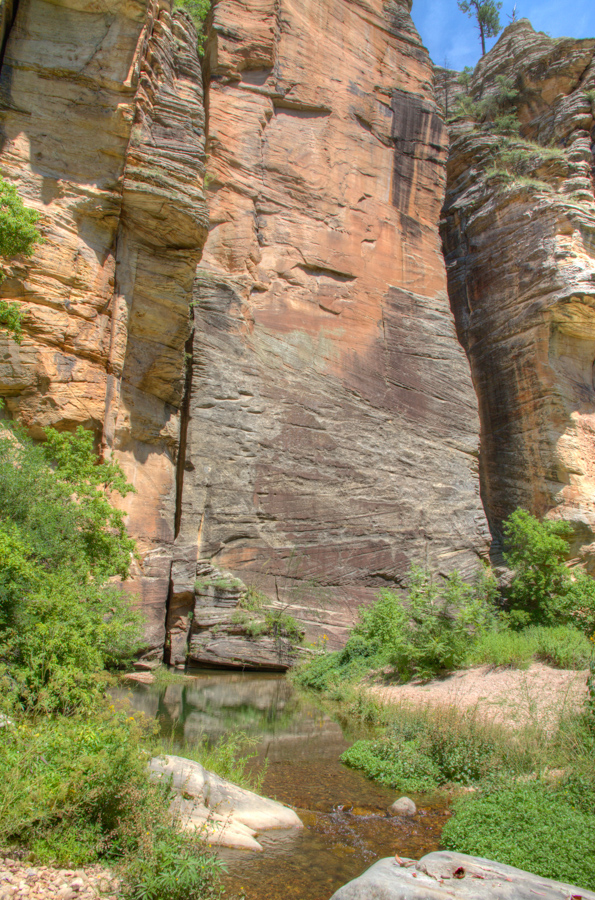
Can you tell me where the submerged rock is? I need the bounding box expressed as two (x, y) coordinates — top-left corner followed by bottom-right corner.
(388, 796), (417, 817)
(329, 851), (595, 900)
(149, 754), (303, 852)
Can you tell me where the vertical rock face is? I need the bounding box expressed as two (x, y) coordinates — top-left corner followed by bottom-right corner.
(171, 0), (489, 649)
(442, 20), (595, 562)
(0, 0), (207, 649)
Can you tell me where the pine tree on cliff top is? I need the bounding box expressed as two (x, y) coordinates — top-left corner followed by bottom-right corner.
(458, 0), (502, 56)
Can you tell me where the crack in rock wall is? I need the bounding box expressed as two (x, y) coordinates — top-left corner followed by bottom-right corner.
(0, 0), (208, 653)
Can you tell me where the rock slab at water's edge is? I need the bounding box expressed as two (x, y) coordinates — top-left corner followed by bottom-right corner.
(149, 754), (303, 852)
(329, 851), (595, 900)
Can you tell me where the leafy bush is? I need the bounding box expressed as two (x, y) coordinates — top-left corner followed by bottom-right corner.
(173, 0), (211, 52)
(503, 509), (595, 633)
(469, 624), (594, 670)
(0, 174), (40, 260)
(0, 708), (224, 899)
(0, 423), (142, 713)
(381, 568), (499, 681)
(441, 780), (595, 890)
(294, 567), (499, 689)
(0, 173), (42, 342)
(341, 705), (531, 793)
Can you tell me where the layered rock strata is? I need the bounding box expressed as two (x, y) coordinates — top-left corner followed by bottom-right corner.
(0, 0), (207, 648)
(171, 0), (489, 648)
(442, 20), (595, 562)
(0, 0), (490, 660)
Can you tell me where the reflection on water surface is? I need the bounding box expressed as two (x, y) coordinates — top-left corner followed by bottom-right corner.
(121, 670), (448, 900)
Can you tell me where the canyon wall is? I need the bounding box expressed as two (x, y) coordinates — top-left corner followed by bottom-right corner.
(169, 0), (490, 659)
(442, 20), (595, 564)
(0, 0), (207, 650)
(0, 0), (491, 664)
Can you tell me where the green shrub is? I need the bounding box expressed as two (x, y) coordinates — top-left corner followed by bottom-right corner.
(379, 568), (499, 682)
(469, 625), (594, 670)
(341, 738), (441, 793)
(503, 510), (595, 633)
(0, 423), (142, 713)
(341, 705), (531, 793)
(441, 780), (595, 890)
(0, 707), (224, 899)
(0, 174), (42, 343)
(173, 0), (211, 53)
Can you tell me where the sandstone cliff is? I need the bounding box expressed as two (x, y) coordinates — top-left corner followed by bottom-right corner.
(0, 0), (207, 649)
(441, 20), (595, 563)
(169, 0), (490, 661)
(0, 0), (490, 665)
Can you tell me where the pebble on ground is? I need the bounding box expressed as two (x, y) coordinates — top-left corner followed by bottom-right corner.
(0, 858), (120, 900)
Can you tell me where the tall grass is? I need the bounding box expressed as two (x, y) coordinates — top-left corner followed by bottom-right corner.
(468, 625), (594, 670)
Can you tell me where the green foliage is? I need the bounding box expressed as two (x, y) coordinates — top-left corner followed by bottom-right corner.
(491, 112), (521, 135)
(441, 780), (595, 890)
(0, 422), (141, 713)
(0, 300), (23, 343)
(341, 706), (532, 793)
(457, 66), (474, 91)
(240, 586), (267, 611)
(122, 825), (225, 900)
(503, 509), (595, 633)
(164, 730), (266, 794)
(0, 707), (224, 899)
(0, 174), (40, 260)
(382, 568), (500, 681)
(469, 624), (594, 670)
(173, 0), (211, 53)
(0, 174), (41, 342)
(194, 574), (243, 593)
(458, 0), (502, 55)
(295, 567), (499, 690)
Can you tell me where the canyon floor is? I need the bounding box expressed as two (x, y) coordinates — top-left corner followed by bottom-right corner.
(369, 663), (589, 733)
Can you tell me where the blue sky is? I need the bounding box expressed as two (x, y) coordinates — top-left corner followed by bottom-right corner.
(410, 0), (595, 71)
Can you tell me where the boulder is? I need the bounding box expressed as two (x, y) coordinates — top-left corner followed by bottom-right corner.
(388, 797), (417, 817)
(149, 754), (303, 852)
(329, 851), (595, 900)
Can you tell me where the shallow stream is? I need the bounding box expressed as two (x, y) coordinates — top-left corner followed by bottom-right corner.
(121, 670), (449, 900)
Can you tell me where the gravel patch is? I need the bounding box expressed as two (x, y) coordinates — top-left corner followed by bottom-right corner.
(0, 858), (120, 900)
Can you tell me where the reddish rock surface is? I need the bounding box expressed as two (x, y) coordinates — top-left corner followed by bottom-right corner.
(442, 20), (595, 564)
(0, 0), (207, 649)
(0, 0), (489, 659)
(173, 0), (489, 645)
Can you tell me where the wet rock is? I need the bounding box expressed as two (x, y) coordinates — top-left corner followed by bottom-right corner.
(149, 754), (303, 852)
(388, 797), (417, 817)
(330, 851), (595, 900)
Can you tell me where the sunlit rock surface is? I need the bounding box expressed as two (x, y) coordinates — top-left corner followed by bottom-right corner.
(0, 0), (491, 660)
(173, 0), (489, 646)
(0, 0), (207, 649)
(330, 851), (595, 900)
(442, 20), (595, 563)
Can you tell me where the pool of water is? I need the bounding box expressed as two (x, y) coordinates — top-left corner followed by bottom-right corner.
(118, 670), (449, 900)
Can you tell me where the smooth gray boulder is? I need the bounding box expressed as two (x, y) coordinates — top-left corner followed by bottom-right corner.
(329, 851), (595, 900)
(388, 796), (416, 817)
(149, 754), (303, 852)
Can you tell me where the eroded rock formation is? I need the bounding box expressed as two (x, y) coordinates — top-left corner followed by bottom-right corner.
(0, 0), (207, 649)
(169, 0), (489, 652)
(442, 20), (595, 562)
(0, 0), (491, 663)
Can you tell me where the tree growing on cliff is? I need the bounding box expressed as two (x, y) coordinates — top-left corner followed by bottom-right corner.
(458, 0), (502, 56)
